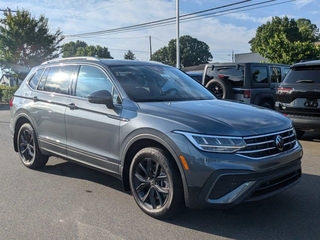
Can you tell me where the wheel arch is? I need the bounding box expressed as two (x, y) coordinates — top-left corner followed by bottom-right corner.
(13, 115), (33, 152)
(121, 135), (188, 204)
(253, 93), (275, 109)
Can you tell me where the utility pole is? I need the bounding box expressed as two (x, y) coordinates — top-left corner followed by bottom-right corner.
(176, 0), (180, 69)
(0, 8), (17, 14)
(149, 36), (152, 61)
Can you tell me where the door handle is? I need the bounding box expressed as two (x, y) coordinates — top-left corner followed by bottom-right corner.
(33, 96), (38, 102)
(68, 103), (78, 110)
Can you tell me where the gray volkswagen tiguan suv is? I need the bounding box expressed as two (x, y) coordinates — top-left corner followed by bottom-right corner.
(10, 57), (303, 219)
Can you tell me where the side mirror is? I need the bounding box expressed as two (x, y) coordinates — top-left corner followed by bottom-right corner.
(88, 90), (114, 109)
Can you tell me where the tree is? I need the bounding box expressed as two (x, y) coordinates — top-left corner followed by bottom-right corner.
(151, 47), (170, 65)
(0, 9), (64, 76)
(61, 40), (113, 58)
(124, 50), (136, 60)
(61, 40), (87, 57)
(151, 35), (212, 68)
(249, 16), (320, 64)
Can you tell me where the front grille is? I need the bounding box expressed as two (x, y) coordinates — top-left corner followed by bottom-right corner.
(237, 128), (297, 158)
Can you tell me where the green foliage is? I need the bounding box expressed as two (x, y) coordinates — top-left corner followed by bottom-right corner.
(151, 47), (170, 65)
(0, 85), (18, 103)
(0, 9), (64, 74)
(151, 35), (212, 67)
(250, 16), (320, 64)
(124, 50), (136, 60)
(62, 40), (113, 58)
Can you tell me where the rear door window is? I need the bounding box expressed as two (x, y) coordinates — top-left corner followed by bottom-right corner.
(252, 66), (268, 83)
(38, 65), (75, 94)
(271, 67), (281, 83)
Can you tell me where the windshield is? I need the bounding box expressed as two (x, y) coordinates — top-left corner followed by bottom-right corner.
(109, 65), (215, 102)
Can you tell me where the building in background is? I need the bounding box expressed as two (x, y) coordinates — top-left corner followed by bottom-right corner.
(0, 74), (22, 86)
(234, 52), (267, 62)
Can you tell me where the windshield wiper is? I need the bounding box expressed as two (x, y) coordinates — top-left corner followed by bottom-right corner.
(296, 79), (315, 83)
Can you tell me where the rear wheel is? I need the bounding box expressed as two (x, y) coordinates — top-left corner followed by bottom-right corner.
(261, 102), (272, 109)
(129, 147), (184, 219)
(17, 123), (49, 169)
(205, 78), (233, 99)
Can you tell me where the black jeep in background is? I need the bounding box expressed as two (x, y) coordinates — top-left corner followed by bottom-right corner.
(186, 62), (290, 109)
(275, 60), (320, 138)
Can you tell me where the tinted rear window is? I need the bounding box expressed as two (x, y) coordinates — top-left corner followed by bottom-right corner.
(284, 66), (320, 84)
(208, 66), (244, 87)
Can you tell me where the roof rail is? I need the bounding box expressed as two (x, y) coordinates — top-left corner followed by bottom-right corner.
(41, 56), (100, 65)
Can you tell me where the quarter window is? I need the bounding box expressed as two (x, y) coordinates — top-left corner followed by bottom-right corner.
(29, 69), (44, 89)
(37, 68), (50, 91)
(75, 65), (113, 98)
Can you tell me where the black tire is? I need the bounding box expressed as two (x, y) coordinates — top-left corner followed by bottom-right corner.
(261, 102), (272, 109)
(295, 130), (305, 139)
(129, 147), (184, 219)
(205, 78), (233, 99)
(17, 123), (49, 169)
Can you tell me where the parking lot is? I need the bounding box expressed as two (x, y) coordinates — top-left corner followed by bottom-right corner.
(0, 104), (319, 240)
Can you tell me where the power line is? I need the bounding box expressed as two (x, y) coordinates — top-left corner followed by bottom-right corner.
(181, 0), (295, 24)
(64, 0), (295, 38)
(65, 0), (251, 38)
(0, 8), (17, 13)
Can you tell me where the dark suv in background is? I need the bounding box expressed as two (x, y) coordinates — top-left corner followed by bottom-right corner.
(195, 62), (289, 109)
(275, 60), (320, 138)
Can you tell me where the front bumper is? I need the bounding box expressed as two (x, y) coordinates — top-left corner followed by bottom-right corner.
(185, 158), (301, 209)
(167, 128), (303, 209)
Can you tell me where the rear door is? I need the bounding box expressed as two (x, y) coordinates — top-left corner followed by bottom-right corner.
(31, 65), (76, 157)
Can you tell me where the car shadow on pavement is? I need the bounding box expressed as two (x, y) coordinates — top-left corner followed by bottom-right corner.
(167, 172), (320, 239)
(40, 159), (320, 239)
(38, 157), (319, 239)
(41, 158), (126, 194)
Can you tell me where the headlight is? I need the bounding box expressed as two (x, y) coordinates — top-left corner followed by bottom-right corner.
(174, 131), (247, 153)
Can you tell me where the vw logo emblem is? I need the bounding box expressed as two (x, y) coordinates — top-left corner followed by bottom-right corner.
(275, 135), (284, 151)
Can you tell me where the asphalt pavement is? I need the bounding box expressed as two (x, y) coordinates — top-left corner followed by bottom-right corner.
(0, 105), (319, 240)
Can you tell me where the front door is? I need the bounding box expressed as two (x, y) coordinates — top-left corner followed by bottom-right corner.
(65, 65), (122, 174)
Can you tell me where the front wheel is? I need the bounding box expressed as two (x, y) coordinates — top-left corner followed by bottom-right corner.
(129, 147), (184, 219)
(17, 123), (49, 169)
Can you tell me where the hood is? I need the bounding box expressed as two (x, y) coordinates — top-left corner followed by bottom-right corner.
(136, 99), (291, 136)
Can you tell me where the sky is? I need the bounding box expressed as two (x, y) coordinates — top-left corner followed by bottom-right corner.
(1, 0), (320, 63)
